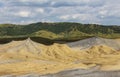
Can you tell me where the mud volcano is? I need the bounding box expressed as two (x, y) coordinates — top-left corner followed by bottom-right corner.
(0, 37), (120, 77)
(67, 37), (120, 50)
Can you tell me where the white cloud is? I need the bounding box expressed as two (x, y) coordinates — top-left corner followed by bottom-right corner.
(99, 10), (107, 15)
(59, 15), (70, 20)
(15, 11), (30, 17)
(99, 10), (108, 18)
(60, 14), (98, 21)
(36, 8), (44, 13)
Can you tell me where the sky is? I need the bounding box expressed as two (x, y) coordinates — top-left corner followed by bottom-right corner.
(0, 0), (120, 25)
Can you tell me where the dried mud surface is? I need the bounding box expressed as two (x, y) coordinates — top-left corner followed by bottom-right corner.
(0, 37), (120, 77)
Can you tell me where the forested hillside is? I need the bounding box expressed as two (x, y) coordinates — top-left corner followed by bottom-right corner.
(0, 22), (120, 40)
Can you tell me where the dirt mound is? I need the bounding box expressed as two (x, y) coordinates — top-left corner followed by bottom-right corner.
(73, 45), (120, 72)
(0, 38), (120, 76)
(0, 40), (24, 52)
(0, 38), (78, 62)
(86, 45), (117, 55)
(40, 43), (78, 62)
(67, 37), (120, 50)
(0, 38), (45, 60)
(0, 38), (94, 75)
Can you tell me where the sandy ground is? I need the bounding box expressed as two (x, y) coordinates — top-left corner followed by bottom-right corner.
(0, 38), (120, 76)
(116, 39), (120, 41)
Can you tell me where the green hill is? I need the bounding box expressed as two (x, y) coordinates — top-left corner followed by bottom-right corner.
(0, 22), (120, 40)
(31, 30), (61, 39)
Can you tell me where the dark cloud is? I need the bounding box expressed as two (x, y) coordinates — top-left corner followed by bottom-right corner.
(50, 1), (104, 7)
(8, 1), (49, 7)
(4, 0), (104, 8)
